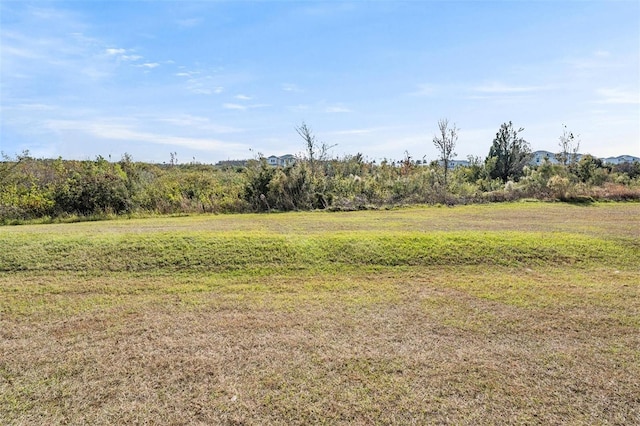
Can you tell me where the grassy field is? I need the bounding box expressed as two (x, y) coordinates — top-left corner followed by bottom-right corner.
(1, 202), (639, 424)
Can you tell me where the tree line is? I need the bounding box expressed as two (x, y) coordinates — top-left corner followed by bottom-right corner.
(1, 121), (639, 223)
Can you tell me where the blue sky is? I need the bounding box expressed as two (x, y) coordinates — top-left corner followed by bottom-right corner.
(1, 1), (638, 164)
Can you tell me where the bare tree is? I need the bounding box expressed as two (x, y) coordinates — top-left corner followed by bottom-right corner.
(296, 122), (318, 172)
(556, 124), (580, 167)
(295, 122), (336, 179)
(432, 119), (458, 186)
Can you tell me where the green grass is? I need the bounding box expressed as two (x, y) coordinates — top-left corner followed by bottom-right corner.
(1, 230), (636, 273)
(1, 203), (639, 424)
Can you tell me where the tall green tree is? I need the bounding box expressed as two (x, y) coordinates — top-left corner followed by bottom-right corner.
(574, 154), (605, 184)
(486, 121), (531, 183)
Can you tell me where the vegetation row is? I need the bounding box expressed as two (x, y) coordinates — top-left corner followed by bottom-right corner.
(2, 121), (639, 223)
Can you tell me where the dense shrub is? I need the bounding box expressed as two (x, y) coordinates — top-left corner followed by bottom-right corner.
(1, 151), (638, 222)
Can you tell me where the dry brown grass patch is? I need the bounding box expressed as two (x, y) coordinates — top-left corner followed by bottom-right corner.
(2, 267), (639, 424)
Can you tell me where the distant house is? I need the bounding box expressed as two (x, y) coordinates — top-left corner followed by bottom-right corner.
(601, 155), (640, 165)
(529, 150), (589, 166)
(267, 155), (279, 166)
(215, 159), (248, 167)
(278, 154), (296, 167)
(530, 150), (560, 166)
(528, 150), (639, 167)
(264, 154), (296, 167)
(424, 159), (470, 168)
(448, 159), (470, 168)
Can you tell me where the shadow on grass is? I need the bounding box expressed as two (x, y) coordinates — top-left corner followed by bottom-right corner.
(561, 195), (596, 205)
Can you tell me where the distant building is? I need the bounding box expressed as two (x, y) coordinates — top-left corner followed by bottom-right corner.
(265, 154), (296, 167)
(215, 155), (296, 168)
(422, 159), (470, 168)
(278, 154), (296, 167)
(267, 155), (279, 166)
(529, 150), (560, 166)
(448, 159), (470, 168)
(215, 151), (637, 169)
(601, 155), (640, 165)
(528, 151), (638, 167)
(215, 159), (248, 167)
(529, 150), (593, 166)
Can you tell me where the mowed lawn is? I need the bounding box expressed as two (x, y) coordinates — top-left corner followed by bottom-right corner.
(1, 203), (639, 425)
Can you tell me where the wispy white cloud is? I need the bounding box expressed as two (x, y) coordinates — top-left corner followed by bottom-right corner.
(325, 105), (352, 113)
(593, 50), (610, 58)
(288, 104), (310, 112)
(45, 119), (245, 152)
(282, 83), (302, 92)
(595, 88), (639, 105)
(137, 62), (160, 69)
(1, 6), (155, 86)
(1, 44), (40, 59)
(235, 94), (252, 100)
(177, 18), (203, 28)
(105, 48), (126, 55)
(3, 31), (121, 82)
(175, 71), (224, 95)
(103, 47), (145, 64)
(329, 128), (381, 136)
(27, 6), (70, 21)
(192, 87), (224, 95)
(474, 82), (550, 94)
(156, 115), (242, 134)
(69, 32), (100, 47)
(223, 103), (247, 111)
(223, 103), (269, 111)
(562, 50), (632, 73)
(13, 103), (58, 111)
(79, 65), (111, 79)
(1, 28), (71, 66)
(410, 84), (437, 97)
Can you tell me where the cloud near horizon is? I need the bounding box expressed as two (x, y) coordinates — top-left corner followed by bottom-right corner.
(595, 88), (639, 105)
(473, 83), (551, 94)
(45, 119), (247, 153)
